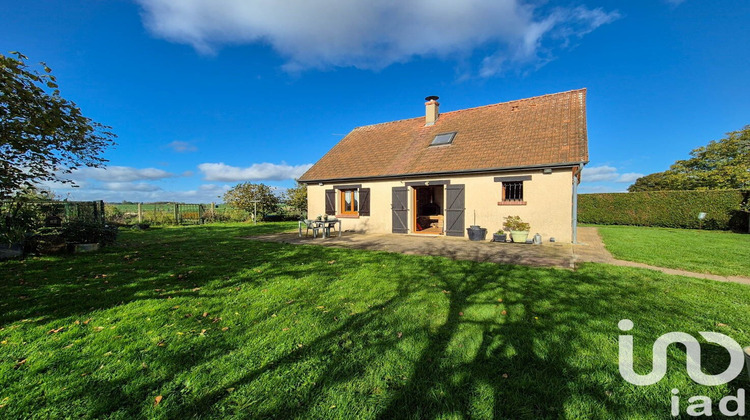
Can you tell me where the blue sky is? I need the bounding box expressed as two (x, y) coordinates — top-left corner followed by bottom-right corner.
(2, 0), (748, 201)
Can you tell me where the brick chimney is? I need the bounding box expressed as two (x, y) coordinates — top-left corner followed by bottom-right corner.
(425, 95), (439, 126)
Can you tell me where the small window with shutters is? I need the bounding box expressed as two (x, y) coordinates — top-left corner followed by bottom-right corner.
(340, 189), (359, 215)
(500, 181), (526, 205)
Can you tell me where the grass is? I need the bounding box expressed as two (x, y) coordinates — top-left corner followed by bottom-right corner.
(0, 223), (748, 419)
(594, 225), (750, 277)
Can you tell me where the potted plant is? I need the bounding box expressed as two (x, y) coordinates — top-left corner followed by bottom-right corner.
(503, 215), (530, 243)
(492, 229), (508, 243)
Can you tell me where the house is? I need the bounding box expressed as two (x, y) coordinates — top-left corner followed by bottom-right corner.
(298, 89), (589, 243)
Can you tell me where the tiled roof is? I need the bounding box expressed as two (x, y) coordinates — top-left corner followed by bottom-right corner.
(299, 89), (588, 182)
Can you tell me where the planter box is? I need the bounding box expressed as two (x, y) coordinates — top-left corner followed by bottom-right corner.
(72, 243), (100, 253)
(510, 231), (529, 243)
(0, 243), (23, 261)
(492, 233), (507, 242)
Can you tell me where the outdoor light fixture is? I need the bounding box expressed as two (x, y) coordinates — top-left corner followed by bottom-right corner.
(543, 168), (553, 174)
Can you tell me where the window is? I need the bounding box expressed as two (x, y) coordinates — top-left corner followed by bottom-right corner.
(340, 189), (359, 215)
(430, 132), (456, 146)
(502, 181), (524, 202)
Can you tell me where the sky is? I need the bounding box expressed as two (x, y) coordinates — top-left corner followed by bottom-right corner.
(1, 0), (749, 202)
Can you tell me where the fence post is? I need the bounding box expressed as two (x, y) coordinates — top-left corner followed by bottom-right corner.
(137, 203), (143, 224)
(198, 204), (204, 224)
(174, 203), (180, 225)
(92, 200), (99, 223)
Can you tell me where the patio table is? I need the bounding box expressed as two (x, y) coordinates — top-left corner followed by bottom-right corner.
(316, 219), (342, 238)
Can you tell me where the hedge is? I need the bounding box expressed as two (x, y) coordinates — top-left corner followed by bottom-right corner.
(578, 190), (749, 231)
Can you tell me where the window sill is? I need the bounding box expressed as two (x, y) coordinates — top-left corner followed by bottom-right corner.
(498, 201), (527, 206)
(336, 214), (360, 219)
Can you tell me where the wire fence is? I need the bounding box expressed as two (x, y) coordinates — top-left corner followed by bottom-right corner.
(1, 200), (106, 227)
(105, 203), (304, 226)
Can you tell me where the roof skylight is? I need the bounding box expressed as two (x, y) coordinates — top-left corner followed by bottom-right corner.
(430, 132), (456, 146)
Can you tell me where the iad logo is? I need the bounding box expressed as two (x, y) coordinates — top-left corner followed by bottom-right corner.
(617, 319), (748, 417)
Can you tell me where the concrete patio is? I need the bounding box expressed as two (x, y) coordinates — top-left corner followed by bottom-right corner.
(248, 226), (750, 285)
(250, 228), (597, 270)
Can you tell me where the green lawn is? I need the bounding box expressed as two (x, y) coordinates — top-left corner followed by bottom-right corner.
(594, 225), (750, 277)
(1, 223), (748, 419)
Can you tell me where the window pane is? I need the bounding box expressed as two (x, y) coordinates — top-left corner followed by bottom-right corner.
(430, 132), (456, 146)
(345, 191), (352, 210)
(504, 182), (523, 201)
(353, 190), (359, 211)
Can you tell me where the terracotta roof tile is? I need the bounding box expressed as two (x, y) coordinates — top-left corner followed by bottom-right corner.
(299, 89), (588, 182)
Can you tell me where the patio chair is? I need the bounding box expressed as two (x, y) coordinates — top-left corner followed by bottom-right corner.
(323, 219), (338, 238)
(299, 219), (321, 238)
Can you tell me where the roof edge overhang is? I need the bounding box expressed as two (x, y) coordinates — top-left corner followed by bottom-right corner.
(300, 161), (589, 185)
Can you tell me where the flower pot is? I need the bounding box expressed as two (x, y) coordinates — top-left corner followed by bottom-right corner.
(493, 233), (507, 242)
(510, 230), (529, 243)
(466, 226), (487, 241)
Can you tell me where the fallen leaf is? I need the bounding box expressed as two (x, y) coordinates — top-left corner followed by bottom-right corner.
(327, 260), (336, 264)
(717, 323), (728, 327)
(282, 328), (290, 331)
(221, 327), (229, 332)
(200, 329), (207, 336)
(502, 373), (508, 378)
(83, 319), (91, 325)
(13, 359), (27, 369)
(497, 298), (503, 303)
(154, 395), (163, 406)
(94, 327), (104, 332)
(202, 312), (208, 318)
(316, 306), (325, 309)
(442, 290), (450, 294)
(501, 310), (507, 315)
(397, 332), (403, 338)
(458, 312), (464, 316)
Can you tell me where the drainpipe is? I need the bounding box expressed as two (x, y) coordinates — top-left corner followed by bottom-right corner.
(572, 163), (583, 244)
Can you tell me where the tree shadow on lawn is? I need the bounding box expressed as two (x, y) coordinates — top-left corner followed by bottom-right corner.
(0, 224), (300, 326)
(164, 251), (729, 418)
(2, 225), (747, 418)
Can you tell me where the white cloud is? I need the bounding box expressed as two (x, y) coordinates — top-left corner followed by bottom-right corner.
(166, 141), (198, 153)
(53, 183), (234, 203)
(582, 165), (618, 182)
(616, 172), (643, 184)
(198, 162), (313, 182)
(580, 165), (644, 192)
(71, 166), (177, 182)
(135, 0), (619, 75)
(100, 182), (162, 192)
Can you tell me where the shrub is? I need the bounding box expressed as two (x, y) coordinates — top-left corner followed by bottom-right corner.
(578, 190), (749, 231)
(503, 215), (530, 231)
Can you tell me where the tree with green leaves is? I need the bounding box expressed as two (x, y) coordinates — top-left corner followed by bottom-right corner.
(223, 182), (280, 220)
(1, 52), (116, 199)
(283, 181), (307, 215)
(628, 125), (750, 192)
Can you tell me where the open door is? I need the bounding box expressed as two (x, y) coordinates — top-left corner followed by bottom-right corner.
(391, 187), (408, 233)
(445, 184), (465, 237)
